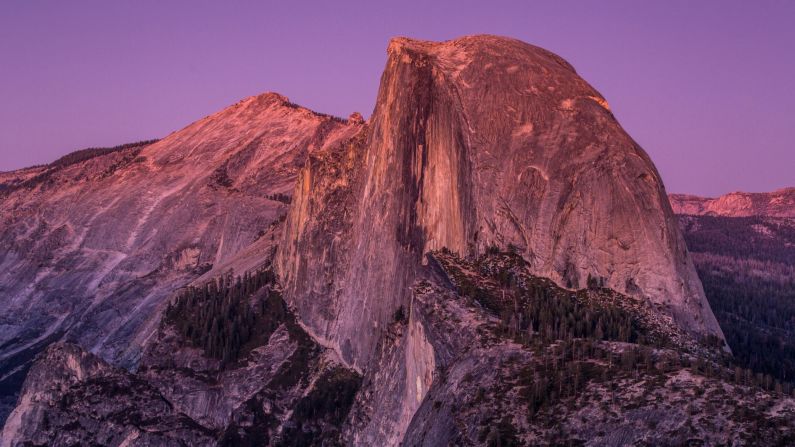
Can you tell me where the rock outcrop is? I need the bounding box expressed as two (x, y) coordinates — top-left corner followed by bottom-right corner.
(670, 187), (795, 218)
(0, 92), (362, 422)
(0, 342), (217, 447)
(3, 35), (759, 446)
(278, 35), (723, 371)
(2, 270), (362, 447)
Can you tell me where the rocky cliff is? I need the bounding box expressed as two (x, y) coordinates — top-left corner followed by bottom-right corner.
(278, 35), (723, 371)
(1, 342), (217, 447)
(670, 187), (795, 218)
(0, 93), (362, 421)
(1, 264), (363, 446)
(3, 35), (772, 446)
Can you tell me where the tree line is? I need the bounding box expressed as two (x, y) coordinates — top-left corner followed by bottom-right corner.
(49, 139), (159, 169)
(437, 248), (795, 433)
(679, 215), (795, 386)
(1, 139), (159, 195)
(441, 249), (654, 348)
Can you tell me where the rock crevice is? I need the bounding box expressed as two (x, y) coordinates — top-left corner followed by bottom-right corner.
(277, 35), (724, 373)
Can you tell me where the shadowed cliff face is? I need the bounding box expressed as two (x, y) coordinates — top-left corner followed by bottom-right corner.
(278, 35), (723, 370)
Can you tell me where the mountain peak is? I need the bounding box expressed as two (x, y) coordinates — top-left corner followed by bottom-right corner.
(277, 35), (723, 373)
(7, 35), (788, 446)
(241, 91), (291, 106)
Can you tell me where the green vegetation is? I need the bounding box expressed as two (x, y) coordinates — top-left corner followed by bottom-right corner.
(697, 259), (795, 384)
(1, 139), (158, 195)
(186, 266), (361, 446)
(210, 165), (234, 188)
(283, 101), (348, 124)
(265, 193), (291, 204)
(479, 417), (520, 447)
(437, 248), (795, 430)
(393, 305), (407, 323)
(681, 215), (795, 265)
(680, 215), (795, 386)
(437, 250), (659, 348)
(517, 336), (794, 424)
(164, 267), (284, 366)
(49, 139), (159, 169)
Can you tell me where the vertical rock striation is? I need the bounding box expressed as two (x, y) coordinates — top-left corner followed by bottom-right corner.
(278, 35), (723, 371)
(1, 35), (739, 445)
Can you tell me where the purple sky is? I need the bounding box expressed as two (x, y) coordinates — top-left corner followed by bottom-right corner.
(1, 1), (793, 196)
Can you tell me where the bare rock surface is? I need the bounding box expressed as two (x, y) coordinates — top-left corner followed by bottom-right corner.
(0, 93), (361, 421)
(278, 35), (723, 372)
(2, 269), (362, 446)
(1, 35), (762, 446)
(347, 251), (793, 446)
(0, 342), (217, 447)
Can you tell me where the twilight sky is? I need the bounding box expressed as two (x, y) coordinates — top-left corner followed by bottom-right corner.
(1, 1), (793, 196)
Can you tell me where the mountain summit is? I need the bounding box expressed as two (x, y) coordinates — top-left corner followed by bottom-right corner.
(0, 91), (363, 421)
(278, 35), (723, 371)
(5, 36), (792, 446)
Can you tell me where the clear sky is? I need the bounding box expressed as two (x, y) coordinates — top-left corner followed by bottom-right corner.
(1, 1), (793, 196)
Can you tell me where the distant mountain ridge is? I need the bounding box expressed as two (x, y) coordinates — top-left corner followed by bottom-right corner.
(670, 187), (795, 218)
(671, 188), (795, 400)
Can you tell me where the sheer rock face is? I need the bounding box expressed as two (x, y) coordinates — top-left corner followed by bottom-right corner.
(670, 187), (795, 218)
(1, 34), (739, 445)
(0, 93), (361, 421)
(278, 35), (723, 370)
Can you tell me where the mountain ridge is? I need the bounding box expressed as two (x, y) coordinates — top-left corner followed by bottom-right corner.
(670, 187), (795, 218)
(277, 35), (723, 374)
(0, 90), (364, 424)
(6, 35), (790, 446)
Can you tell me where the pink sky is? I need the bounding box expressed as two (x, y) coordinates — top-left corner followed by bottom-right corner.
(1, 1), (793, 196)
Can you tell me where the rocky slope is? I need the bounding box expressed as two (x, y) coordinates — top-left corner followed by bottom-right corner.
(670, 187), (795, 218)
(367, 251), (794, 445)
(5, 251), (793, 446)
(1, 342), (217, 446)
(0, 93), (363, 422)
(2, 264), (363, 446)
(3, 35), (778, 446)
(278, 35), (723, 373)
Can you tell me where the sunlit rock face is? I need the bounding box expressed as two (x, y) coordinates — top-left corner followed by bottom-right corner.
(1, 35), (740, 446)
(0, 93), (361, 419)
(278, 35), (723, 370)
(670, 187), (795, 218)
